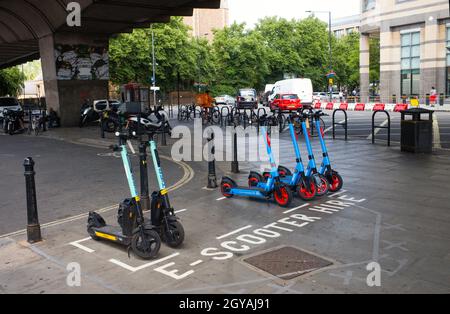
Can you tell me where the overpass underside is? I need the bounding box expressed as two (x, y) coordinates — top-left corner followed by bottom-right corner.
(0, 0), (221, 126)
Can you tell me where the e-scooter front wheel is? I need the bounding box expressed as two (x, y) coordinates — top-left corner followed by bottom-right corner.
(315, 174), (329, 197)
(221, 177), (237, 198)
(328, 172), (344, 193)
(273, 185), (293, 208)
(131, 229), (161, 259)
(298, 179), (317, 201)
(248, 172), (264, 187)
(163, 220), (185, 248)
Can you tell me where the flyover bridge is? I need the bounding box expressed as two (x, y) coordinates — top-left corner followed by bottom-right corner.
(0, 0), (221, 125)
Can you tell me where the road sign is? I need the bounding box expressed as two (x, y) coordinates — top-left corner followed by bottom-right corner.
(151, 86), (160, 91)
(326, 71), (336, 79)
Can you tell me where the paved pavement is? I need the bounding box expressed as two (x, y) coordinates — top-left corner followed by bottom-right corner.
(0, 120), (449, 294)
(0, 132), (187, 235)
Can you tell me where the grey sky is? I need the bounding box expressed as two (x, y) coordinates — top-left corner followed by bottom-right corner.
(228, 0), (361, 27)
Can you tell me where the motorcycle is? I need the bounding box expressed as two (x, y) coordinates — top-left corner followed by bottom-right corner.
(100, 108), (121, 133)
(126, 106), (171, 136)
(2, 109), (24, 135)
(79, 103), (100, 127)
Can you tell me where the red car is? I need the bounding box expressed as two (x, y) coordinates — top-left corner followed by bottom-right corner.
(270, 94), (302, 111)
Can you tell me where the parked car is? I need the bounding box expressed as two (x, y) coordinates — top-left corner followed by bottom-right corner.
(215, 95), (235, 107)
(269, 78), (313, 107)
(270, 94), (302, 112)
(236, 88), (258, 110)
(0, 97), (22, 121)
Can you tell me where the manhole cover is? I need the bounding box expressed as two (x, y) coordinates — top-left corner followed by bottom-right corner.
(244, 247), (333, 280)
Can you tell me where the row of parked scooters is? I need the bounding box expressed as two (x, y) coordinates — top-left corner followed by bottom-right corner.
(221, 110), (343, 207)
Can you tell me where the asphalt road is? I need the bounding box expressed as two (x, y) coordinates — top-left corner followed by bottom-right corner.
(0, 134), (184, 235)
(319, 111), (450, 149)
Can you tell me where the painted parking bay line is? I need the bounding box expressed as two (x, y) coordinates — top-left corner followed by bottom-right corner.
(69, 237), (96, 253)
(109, 253), (180, 272)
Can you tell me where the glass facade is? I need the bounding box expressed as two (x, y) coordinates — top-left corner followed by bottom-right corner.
(401, 31), (420, 96)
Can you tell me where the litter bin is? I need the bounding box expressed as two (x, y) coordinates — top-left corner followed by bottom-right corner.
(401, 108), (433, 153)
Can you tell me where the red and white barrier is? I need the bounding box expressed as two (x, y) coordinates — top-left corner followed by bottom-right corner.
(312, 100), (410, 113)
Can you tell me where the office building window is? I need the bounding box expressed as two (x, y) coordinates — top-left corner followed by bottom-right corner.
(401, 31), (420, 96)
(363, 0), (376, 11)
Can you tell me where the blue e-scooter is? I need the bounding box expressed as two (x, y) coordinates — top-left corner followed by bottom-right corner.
(264, 110), (328, 196)
(248, 116), (318, 201)
(88, 132), (161, 259)
(313, 111), (344, 192)
(221, 126), (293, 208)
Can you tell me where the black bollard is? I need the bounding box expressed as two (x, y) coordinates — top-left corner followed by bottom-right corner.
(24, 158), (42, 243)
(231, 129), (239, 173)
(207, 133), (218, 189)
(100, 115), (105, 139)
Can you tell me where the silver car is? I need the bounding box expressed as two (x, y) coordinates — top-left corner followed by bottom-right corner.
(215, 95), (235, 107)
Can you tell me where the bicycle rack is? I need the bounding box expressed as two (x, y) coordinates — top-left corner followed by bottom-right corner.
(194, 105), (202, 119)
(332, 109), (348, 141)
(372, 110), (391, 147)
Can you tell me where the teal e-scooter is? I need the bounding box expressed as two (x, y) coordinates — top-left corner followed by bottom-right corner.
(87, 131), (161, 259)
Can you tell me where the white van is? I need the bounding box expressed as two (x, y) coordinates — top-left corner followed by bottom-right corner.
(269, 78), (313, 106)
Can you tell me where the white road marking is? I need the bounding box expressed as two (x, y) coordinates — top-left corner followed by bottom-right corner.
(216, 197), (227, 201)
(109, 253), (180, 272)
(327, 189), (348, 198)
(216, 225), (253, 240)
(367, 119), (389, 140)
(324, 120), (346, 134)
(283, 203), (310, 214)
(433, 113), (442, 149)
(189, 260), (203, 266)
(69, 238), (95, 253)
(175, 209), (188, 214)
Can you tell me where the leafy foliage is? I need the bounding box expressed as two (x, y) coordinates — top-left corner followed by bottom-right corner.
(0, 67), (25, 97)
(109, 16), (362, 96)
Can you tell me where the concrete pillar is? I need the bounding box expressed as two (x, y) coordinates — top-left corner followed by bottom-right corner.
(379, 27), (400, 103)
(39, 33), (110, 126)
(39, 35), (60, 113)
(360, 33), (370, 102)
(421, 19), (440, 98)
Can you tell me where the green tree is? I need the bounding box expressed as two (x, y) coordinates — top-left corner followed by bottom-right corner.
(333, 32), (360, 90)
(109, 17), (198, 92)
(0, 67), (25, 97)
(211, 23), (269, 95)
(369, 37), (380, 83)
(252, 16), (330, 91)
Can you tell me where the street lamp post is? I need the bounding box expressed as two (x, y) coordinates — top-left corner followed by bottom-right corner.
(306, 10), (333, 101)
(151, 26), (157, 109)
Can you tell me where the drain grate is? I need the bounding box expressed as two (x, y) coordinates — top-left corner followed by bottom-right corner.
(244, 246), (333, 280)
